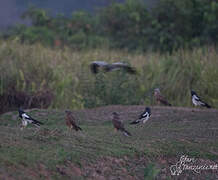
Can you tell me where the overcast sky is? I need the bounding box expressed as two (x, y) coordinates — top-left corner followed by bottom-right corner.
(0, 0), (120, 28)
(0, 0), (20, 28)
(0, 0), (157, 29)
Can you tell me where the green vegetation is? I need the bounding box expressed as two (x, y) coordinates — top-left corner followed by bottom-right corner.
(144, 163), (160, 180)
(1, 1), (217, 113)
(3, 0), (218, 52)
(0, 106), (217, 179)
(0, 41), (218, 112)
(0, 0), (217, 179)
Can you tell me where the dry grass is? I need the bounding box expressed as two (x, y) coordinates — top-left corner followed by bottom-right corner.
(0, 40), (218, 113)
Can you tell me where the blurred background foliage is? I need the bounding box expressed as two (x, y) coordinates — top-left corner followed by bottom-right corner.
(2, 0), (218, 52)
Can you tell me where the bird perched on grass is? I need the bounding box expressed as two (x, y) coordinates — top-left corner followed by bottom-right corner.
(65, 110), (82, 131)
(90, 61), (137, 74)
(112, 112), (131, 136)
(154, 88), (172, 106)
(18, 109), (43, 129)
(130, 107), (151, 125)
(191, 90), (211, 108)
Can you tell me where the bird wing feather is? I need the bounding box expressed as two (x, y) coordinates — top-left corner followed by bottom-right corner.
(193, 94), (200, 101)
(90, 61), (109, 73)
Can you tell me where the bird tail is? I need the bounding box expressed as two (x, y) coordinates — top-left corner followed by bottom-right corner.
(161, 99), (172, 106)
(33, 119), (43, 126)
(32, 122), (40, 127)
(165, 101), (172, 106)
(203, 103), (211, 108)
(130, 120), (139, 125)
(75, 125), (82, 131)
(122, 129), (131, 136)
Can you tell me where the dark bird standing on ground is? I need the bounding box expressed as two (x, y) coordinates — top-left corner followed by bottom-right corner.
(130, 107), (151, 124)
(191, 90), (211, 108)
(154, 88), (172, 106)
(65, 110), (82, 131)
(18, 109), (43, 129)
(90, 61), (137, 74)
(112, 112), (131, 136)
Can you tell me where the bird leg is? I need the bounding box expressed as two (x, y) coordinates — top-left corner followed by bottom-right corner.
(191, 105), (195, 112)
(69, 127), (72, 136)
(67, 126), (72, 136)
(66, 128), (69, 137)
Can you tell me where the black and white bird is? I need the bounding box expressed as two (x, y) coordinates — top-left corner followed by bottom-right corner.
(191, 90), (211, 108)
(130, 107), (151, 124)
(90, 61), (137, 74)
(18, 109), (43, 129)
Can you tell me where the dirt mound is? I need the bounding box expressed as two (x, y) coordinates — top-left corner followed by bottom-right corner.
(0, 89), (53, 114)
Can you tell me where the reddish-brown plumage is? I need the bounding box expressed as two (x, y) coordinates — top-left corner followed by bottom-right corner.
(154, 88), (172, 106)
(112, 112), (131, 136)
(65, 110), (82, 131)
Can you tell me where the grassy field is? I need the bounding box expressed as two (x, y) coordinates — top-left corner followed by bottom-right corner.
(1, 41), (218, 113)
(0, 106), (218, 179)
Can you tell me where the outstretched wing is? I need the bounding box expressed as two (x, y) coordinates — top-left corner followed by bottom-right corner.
(111, 62), (136, 74)
(90, 61), (108, 74)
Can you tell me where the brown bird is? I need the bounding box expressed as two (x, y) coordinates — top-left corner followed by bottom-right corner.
(65, 110), (82, 131)
(154, 88), (172, 106)
(112, 112), (131, 136)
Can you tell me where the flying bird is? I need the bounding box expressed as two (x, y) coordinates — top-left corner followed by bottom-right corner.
(112, 112), (131, 136)
(18, 109), (43, 129)
(154, 88), (172, 106)
(90, 61), (136, 74)
(130, 107), (151, 124)
(191, 90), (211, 108)
(65, 110), (82, 131)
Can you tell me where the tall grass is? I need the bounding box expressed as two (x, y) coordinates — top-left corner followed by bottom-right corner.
(0, 40), (218, 111)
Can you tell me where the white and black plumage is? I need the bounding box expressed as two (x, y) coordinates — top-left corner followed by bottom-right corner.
(130, 107), (151, 125)
(112, 112), (131, 136)
(90, 61), (136, 74)
(191, 90), (211, 108)
(18, 109), (43, 128)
